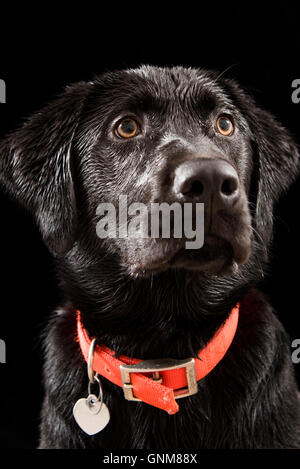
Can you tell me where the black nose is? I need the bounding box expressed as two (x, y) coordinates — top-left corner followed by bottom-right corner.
(173, 158), (240, 211)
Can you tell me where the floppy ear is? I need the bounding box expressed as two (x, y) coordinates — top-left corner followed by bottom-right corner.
(223, 79), (300, 246)
(0, 82), (92, 256)
(247, 106), (299, 246)
(248, 107), (299, 244)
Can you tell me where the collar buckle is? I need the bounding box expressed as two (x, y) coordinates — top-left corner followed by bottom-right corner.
(120, 357), (198, 402)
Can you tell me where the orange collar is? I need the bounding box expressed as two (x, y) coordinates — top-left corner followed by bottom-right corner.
(76, 304), (239, 415)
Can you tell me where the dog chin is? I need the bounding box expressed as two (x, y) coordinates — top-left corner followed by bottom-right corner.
(127, 236), (241, 278)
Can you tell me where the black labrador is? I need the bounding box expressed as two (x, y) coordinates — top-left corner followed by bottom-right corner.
(0, 66), (300, 449)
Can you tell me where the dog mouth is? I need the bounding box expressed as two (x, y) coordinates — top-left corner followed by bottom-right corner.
(169, 235), (235, 273)
(129, 235), (239, 277)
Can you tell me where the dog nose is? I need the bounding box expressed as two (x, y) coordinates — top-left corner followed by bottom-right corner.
(173, 159), (240, 211)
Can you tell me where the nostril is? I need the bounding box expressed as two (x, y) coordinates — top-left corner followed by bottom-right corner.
(190, 180), (204, 195)
(181, 178), (204, 196)
(221, 177), (238, 196)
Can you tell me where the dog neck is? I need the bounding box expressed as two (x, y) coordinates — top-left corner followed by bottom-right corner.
(75, 304), (240, 415)
(59, 256), (246, 359)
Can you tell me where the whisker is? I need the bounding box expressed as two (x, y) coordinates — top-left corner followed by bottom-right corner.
(213, 63), (239, 83)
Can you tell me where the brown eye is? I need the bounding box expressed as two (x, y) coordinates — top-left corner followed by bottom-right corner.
(216, 115), (234, 136)
(115, 118), (140, 139)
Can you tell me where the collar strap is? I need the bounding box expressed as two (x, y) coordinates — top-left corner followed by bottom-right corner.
(76, 304), (239, 415)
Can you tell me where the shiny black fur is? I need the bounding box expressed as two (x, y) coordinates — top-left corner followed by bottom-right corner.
(0, 66), (300, 448)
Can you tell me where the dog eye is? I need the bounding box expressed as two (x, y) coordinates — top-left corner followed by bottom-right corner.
(216, 115), (234, 136)
(115, 118), (140, 139)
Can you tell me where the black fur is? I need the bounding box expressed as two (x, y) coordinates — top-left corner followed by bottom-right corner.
(0, 66), (299, 449)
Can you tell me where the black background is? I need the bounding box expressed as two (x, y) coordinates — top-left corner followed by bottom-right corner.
(0, 4), (300, 450)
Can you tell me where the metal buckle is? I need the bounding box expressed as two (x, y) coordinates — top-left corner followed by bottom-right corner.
(120, 357), (198, 402)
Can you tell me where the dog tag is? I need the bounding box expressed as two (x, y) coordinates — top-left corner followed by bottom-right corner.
(73, 394), (110, 435)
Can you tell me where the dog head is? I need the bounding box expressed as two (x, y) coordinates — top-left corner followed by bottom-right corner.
(0, 66), (298, 281)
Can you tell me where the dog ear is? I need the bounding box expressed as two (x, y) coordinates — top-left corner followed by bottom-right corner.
(0, 82), (92, 256)
(223, 79), (300, 245)
(248, 106), (299, 245)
